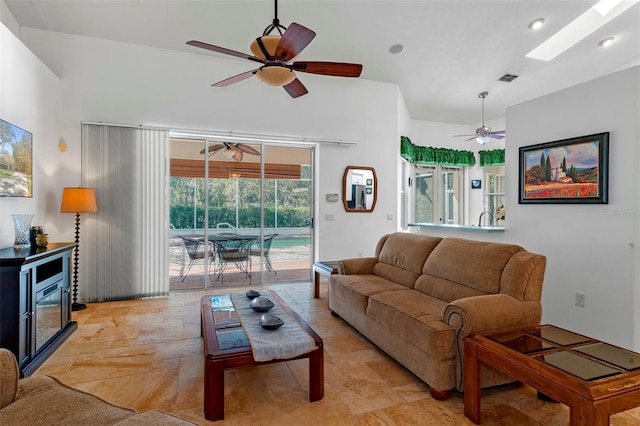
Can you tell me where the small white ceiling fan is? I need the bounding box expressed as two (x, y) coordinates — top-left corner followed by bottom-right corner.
(454, 91), (505, 145)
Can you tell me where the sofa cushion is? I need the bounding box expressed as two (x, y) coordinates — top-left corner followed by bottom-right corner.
(331, 274), (407, 315)
(0, 376), (135, 426)
(372, 233), (442, 288)
(366, 290), (456, 359)
(0, 349), (18, 409)
(416, 237), (524, 301)
(500, 251), (547, 301)
(113, 410), (195, 425)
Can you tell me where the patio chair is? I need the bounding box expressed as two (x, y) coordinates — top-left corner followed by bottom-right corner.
(250, 234), (278, 273)
(179, 236), (215, 282)
(213, 238), (252, 284)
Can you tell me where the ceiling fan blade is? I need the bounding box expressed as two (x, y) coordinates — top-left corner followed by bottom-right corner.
(233, 144), (261, 155)
(199, 143), (225, 155)
(454, 134), (477, 137)
(186, 40), (264, 63)
(212, 69), (258, 87)
(275, 22), (316, 61)
(490, 134), (506, 139)
(283, 78), (308, 98)
(292, 61), (363, 77)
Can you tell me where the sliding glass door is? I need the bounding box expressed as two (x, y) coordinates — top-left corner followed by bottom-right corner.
(168, 137), (313, 290)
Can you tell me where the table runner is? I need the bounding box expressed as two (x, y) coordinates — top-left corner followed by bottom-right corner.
(230, 291), (315, 362)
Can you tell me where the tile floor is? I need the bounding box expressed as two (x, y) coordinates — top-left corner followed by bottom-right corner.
(35, 281), (640, 425)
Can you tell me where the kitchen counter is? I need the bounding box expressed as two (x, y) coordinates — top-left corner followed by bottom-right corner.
(408, 223), (505, 233)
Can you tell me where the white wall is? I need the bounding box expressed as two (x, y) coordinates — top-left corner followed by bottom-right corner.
(12, 27), (399, 261)
(507, 67), (639, 349)
(0, 23), (64, 248)
(413, 67), (640, 349)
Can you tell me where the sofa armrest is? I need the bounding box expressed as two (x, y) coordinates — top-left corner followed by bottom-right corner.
(443, 294), (542, 390)
(338, 257), (378, 275)
(0, 348), (19, 409)
(444, 294), (542, 335)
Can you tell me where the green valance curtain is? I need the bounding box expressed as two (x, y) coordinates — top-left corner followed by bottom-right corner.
(401, 136), (476, 166)
(479, 149), (505, 166)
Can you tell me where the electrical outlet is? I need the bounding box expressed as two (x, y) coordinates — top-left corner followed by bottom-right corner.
(325, 214), (334, 221)
(575, 292), (586, 308)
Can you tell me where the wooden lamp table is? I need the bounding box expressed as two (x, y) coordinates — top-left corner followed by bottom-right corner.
(464, 324), (640, 425)
(200, 291), (324, 421)
(312, 261), (339, 298)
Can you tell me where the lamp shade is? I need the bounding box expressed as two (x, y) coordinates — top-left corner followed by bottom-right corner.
(60, 187), (98, 213)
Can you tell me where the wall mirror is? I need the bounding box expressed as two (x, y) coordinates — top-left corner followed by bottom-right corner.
(342, 166), (377, 212)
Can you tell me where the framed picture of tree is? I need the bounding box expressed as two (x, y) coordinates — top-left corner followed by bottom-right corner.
(519, 132), (609, 204)
(0, 119), (33, 197)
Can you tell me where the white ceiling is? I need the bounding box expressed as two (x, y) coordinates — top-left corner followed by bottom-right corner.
(4, 0), (640, 124)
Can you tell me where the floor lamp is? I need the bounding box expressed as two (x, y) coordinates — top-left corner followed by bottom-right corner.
(60, 187), (98, 311)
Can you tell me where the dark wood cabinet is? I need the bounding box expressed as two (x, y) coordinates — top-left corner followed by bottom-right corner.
(0, 242), (77, 376)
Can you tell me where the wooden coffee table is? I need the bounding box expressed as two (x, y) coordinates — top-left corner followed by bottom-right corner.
(464, 324), (640, 425)
(200, 291), (324, 420)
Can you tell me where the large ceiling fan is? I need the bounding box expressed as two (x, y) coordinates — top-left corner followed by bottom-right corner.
(186, 0), (363, 98)
(200, 142), (260, 162)
(454, 91), (506, 145)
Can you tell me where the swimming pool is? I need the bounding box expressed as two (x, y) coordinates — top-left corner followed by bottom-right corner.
(271, 236), (310, 248)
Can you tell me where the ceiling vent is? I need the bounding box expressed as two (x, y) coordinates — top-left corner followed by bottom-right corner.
(498, 73), (519, 82)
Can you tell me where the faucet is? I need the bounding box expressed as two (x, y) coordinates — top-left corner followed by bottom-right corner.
(478, 211), (494, 227)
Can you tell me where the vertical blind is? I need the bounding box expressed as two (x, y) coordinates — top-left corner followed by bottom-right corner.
(81, 124), (169, 301)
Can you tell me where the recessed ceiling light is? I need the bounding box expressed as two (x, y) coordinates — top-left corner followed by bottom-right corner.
(598, 36), (616, 47)
(389, 44), (405, 54)
(526, 0), (638, 61)
(528, 18), (545, 30)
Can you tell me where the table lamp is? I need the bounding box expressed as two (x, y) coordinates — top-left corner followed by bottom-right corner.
(60, 187), (97, 311)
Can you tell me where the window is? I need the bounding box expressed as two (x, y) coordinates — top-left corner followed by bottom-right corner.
(414, 165), (465, 225)
(483, 166), (505, 223)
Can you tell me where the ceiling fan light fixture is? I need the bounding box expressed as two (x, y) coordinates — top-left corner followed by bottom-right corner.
(249, 35), (281, 60)
(256, 66), (296, 86)
(476, 136), (491, 145)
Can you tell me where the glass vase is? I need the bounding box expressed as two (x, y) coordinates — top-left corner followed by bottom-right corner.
(12, 214), (34, 249)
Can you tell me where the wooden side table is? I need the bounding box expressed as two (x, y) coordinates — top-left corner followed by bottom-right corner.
(312, 261), (339, 298)
(464, 324), (640, 425)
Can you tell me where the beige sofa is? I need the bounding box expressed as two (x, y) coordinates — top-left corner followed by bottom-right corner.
(329, 232), (546, 400)
(0, 348), (194, 425)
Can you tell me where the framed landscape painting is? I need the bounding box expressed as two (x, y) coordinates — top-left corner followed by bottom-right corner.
(0, 119), (33, 197)
(519, 132), (609, 204)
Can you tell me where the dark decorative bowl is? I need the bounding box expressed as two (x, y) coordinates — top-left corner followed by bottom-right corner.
(245, 290), (261, 299)
(250, 296), (274, 313)
(259, 314), (284, 330)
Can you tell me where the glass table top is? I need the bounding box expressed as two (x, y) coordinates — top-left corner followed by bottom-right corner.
(215, 327), (249, 350)
(537, 350), (621, 381)
(489, 331), (556, 354)
(485, 325), (640, 381)
(210, 295), (240, 329)
(575, 343), (640, 371)
(525, 325), (592, 346)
